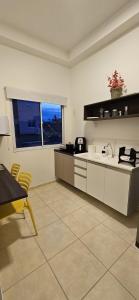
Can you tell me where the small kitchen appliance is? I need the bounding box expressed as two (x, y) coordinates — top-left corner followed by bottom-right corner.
(66, 143), (74, 153)
(75, 137), (86, 154)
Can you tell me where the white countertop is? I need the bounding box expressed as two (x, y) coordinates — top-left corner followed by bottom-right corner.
(74, 152), (139, 172)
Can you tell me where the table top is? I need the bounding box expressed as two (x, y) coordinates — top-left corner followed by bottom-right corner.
(0, 164), (27, 206)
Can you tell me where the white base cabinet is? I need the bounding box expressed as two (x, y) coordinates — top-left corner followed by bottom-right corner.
(87, 162), (105, 202)
(104, 168), (130, 215)
(87, 161), (131, 216)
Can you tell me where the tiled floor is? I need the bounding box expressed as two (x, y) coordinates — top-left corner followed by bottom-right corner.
(0, 180), (139, 300)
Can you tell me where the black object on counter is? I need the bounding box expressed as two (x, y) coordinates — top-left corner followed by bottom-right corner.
(118, 147), (137, 167)
(75, 137), (86, 154)
(66, 143), (74, 153)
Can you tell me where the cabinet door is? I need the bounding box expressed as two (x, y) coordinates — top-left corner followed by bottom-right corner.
(104, 168), (130, 215)
(63, 154), (74, 185)
(55, 152), (64, 180)
(87, 162), (105, 202)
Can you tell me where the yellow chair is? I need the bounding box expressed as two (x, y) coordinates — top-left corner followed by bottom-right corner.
(11, 163), (20, 180)
(0, 172), (38, 235)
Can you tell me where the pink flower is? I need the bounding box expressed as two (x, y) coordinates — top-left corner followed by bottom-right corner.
(107, 70), (126, 89)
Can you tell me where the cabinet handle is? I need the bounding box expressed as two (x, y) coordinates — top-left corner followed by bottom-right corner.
(74, 172), (86, 179)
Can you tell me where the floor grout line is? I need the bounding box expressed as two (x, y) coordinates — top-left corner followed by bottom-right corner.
(102, 220), (137, 245)
(37, 234), (78, 262)
(108, 270), (137, 299)
(3, 261), (46, 294)
(33, 232), (69, 300)
(79, 239), (136, 299)
(21, 215), (70, 299)
(81, 269), (109, 300)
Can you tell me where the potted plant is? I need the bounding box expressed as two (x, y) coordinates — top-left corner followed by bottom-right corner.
(108, 70), (126, 99)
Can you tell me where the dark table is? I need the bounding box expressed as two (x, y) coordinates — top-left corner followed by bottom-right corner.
(0, 164), (27, 206)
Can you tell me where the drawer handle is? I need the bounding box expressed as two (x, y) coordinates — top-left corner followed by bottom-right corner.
(74, 165), (87, 170)
(74, 172), (86, 179)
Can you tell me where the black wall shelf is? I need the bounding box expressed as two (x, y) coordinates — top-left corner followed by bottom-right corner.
(84, 93), (139, 121)
(0, 134), (10, 136)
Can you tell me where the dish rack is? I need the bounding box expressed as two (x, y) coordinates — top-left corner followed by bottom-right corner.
(118, 147), (139, 167)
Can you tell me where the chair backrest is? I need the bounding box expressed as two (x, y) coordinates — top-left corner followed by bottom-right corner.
(11, 163), (20, 179)
(18, 172), (32, 193)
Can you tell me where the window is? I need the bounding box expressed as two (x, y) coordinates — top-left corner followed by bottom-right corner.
(12, 99), (63, 148)
(42, 103), (62, 145)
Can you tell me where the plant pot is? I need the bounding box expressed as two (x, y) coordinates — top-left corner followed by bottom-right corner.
(110, 87), (122, 99)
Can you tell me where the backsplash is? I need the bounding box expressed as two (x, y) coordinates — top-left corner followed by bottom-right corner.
(87, 138), (139, 156)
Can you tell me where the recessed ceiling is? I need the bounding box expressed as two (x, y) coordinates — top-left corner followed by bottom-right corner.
(0, 0), (131, 52)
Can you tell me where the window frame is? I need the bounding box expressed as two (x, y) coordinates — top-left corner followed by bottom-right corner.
(11, 99), (64, 152)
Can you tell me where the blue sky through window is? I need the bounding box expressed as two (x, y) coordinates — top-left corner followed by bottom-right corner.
(41, 102), (62, 121)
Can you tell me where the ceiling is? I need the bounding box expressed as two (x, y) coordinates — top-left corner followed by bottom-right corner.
(0, 0), (138, 66)
(0, 0), (130, 51)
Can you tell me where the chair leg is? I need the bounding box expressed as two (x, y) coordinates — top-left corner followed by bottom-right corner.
(16, 211), (25, 219)
(26, 199), (38, 235)
(22, 211), (26, 219)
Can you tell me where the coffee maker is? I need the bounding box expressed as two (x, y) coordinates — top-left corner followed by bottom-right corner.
(75, 137), (86, 154)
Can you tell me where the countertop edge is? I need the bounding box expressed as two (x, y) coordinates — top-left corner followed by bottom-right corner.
(74, 154), (139, 173)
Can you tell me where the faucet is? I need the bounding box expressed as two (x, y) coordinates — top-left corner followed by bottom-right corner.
(106, 143), (115, 158)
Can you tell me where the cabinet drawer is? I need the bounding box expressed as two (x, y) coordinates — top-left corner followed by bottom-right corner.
(74, 174), (86, 192)
(74, 158), (87, 169)
(74, 166), (86, 177)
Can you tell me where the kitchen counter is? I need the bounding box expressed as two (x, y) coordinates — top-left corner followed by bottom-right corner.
(74, 152), (139, 172)
(55, 150), (139, 215)
(54, 149), (74, 156)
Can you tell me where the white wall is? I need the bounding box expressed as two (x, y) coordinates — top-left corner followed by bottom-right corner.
(1, 25), (139, 186)
(71, 26), (139, 150)
(0, 45), (72, 186)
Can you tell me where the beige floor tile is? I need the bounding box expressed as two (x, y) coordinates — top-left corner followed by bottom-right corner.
(0, 232), (45, 290)
(110, 246), (139, 299)
(37, 181), (60, 193)
(62, 208), (100, 237)
(28, 195), (46, 210)
(84, 272), (134, 300)
(26, 205), (59, 231)
(47, 197), (84, 218)
(58, 183), (87, 201)
(36, 220), (77, 259)
(4, 263), (66, 300)
(50, 240), (106, 300)
(81, 224), (129, 268)
(82, 201), (112, 222)
(61, 187), (80, 198)
(0, 217), (31, 250)
(68, 193), (88, 208)
(37, 182), (87, 207)
(103, 213), (138, 243)
(39, 189), (66, 204)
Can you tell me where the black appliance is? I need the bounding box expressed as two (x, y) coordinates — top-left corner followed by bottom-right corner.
(75, 137), (86, 154)
(66, 143), (74, 153)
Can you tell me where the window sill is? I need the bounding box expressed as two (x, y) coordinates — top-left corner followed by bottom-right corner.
(13, 144), (62, 153)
